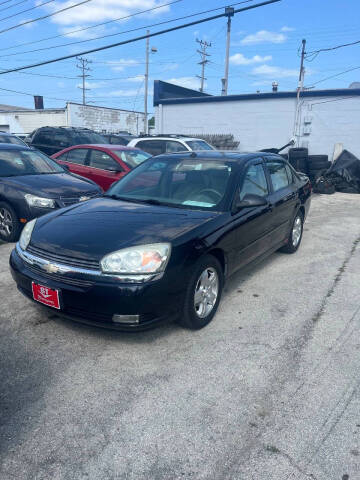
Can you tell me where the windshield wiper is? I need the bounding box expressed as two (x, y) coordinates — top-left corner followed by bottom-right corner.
(104, 195), (172, 207)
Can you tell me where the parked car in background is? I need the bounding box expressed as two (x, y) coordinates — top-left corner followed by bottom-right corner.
(25, 127), (107, 156)
(127, 135), (215, 156)
(0, 144), (101, 242)
(0, 131), (28, 146)
(52, 144), (152, 191)
(102, 133), (136, 146)
(10, 151), (311, 331)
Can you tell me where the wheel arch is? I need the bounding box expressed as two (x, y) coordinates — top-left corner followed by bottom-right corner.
(207, 248), (227, 277)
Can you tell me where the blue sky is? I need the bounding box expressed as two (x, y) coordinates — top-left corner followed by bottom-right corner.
(0, 0), (359, 113)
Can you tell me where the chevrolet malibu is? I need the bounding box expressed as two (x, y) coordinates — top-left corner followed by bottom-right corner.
(10, 151), (311, 331)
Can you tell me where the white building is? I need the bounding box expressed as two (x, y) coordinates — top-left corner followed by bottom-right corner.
(154, 81), (360, 158)
(0, 102), (145, 136)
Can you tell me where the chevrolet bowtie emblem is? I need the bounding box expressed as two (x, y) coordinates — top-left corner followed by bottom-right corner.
(42, 263), (60, 274)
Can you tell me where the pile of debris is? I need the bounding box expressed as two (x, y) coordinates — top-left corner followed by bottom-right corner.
(286, 148), (360, 195)
(189, 134), (240, 150)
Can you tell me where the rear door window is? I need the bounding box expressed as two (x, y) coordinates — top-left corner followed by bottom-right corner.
(89, 150), (120, 171)
(165, 141), (187, 153)
(266, 161), (290, 192)
(135, 140), (165, 156)
(33, 130), (54, 145)
(66, 148), (89, 165)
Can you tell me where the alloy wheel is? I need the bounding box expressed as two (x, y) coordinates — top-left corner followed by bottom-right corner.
(0, 208), (13, 238)
(292, 216), (302, 247)
(194, 267), (219, 318)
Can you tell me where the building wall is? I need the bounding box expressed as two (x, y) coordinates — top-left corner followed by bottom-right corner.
(156, 95), (360, 158)
(0, 110), (66, 135)
(67, 103), (145, 135)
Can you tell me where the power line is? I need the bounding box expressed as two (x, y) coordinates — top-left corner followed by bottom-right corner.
(0, 0), (253, 57)
(0, 0), (28, 14)
(306, 66), (360, 88)
(305, 39), (360, 58)
(0, 0), (184, 53)
(0, 0), (55, 23)
(0, 0), (21, 7)
(0, 0), (93, 36)
(0, 0), (280, 75)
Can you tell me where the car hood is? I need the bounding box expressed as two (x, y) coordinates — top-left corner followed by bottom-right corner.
(5, 173), (99, 197)
(30, 197), (221, 262)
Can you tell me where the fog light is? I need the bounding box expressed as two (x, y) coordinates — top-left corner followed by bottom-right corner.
(112, 314), (140, 325)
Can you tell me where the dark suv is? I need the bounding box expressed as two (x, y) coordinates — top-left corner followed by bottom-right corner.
(26, 127), (107, 156)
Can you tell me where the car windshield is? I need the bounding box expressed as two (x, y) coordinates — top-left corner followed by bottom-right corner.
(106, 157), (232, 210)
(0, 149), (65, 177)
(185, 140), (214, 151)
(70, 131), (106, 144)
(0, 134), (26, 146)
(111, 149), (152, 169)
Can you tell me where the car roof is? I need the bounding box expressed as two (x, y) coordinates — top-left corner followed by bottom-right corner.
(67, 144), (140, 151)
(131, 137), (206, 142)
(153, 150), (282, 164)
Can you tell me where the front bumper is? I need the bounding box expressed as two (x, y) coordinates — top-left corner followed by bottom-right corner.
(10, 247), (183, 331)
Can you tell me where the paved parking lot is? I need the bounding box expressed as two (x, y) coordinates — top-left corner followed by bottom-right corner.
(1, 193), (360, 480)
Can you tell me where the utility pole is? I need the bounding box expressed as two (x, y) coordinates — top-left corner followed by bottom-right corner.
(196, 39), (211, 93)
(76, 56), (92, 105)
(221, 6), (235, 96)
(144, 30), (157, 135)
(293, 39), (306, 143)
(144, 30), (150, 135)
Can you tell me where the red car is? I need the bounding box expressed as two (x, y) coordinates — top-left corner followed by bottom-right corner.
(52, 144), (151, 191)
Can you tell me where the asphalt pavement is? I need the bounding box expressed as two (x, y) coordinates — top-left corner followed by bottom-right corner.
(0, 193), (359, 480)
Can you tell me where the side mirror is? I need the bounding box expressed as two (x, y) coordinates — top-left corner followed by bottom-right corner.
(235, 194), (268, 210)
(108, 167), (123, 174)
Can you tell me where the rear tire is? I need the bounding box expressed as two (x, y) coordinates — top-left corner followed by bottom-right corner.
(178, 255), (224, 330)
(0, 201), (21, 243)
(280, 211), (304, 254)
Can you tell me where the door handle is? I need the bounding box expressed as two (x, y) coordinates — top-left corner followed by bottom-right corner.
(284, 193), (296, 201)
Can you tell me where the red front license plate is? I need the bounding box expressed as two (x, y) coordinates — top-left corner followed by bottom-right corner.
(32, 282), (61, 309)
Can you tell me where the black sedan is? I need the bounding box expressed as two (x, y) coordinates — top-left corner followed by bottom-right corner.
(0, 144), (102, 242)
(10, 151), (311, 331)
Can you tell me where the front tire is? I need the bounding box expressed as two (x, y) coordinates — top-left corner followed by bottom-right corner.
(178, 255), (224, 330)
(280, 211), (304, 254)
(0, 202), (21, 243)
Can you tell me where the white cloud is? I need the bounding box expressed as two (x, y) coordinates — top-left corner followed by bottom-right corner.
(229, 53), (272, 65)
(240, 30), (287, 45)
(106, 59), (140, 72)
(252, 64), (299, 78)
(76, 81), (106, 89)
(166, 77), (201, 90)
(281, 26), (295, 32)
(41, 1), (172, 26)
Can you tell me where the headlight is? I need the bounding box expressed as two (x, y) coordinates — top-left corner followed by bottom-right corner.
(101, 243), (171, 275)
(25, 194), (55, 209)
(19, 218), (36, 250)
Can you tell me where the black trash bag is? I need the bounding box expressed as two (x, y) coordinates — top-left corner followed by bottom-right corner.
(313, 176), (336, 195)
(327, 150), (360, 193)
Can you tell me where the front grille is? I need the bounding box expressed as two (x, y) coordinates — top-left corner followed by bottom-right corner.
(27, 245), (100, 271)
(59, 192), (99, 208)
(27, 263), (94, 288)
